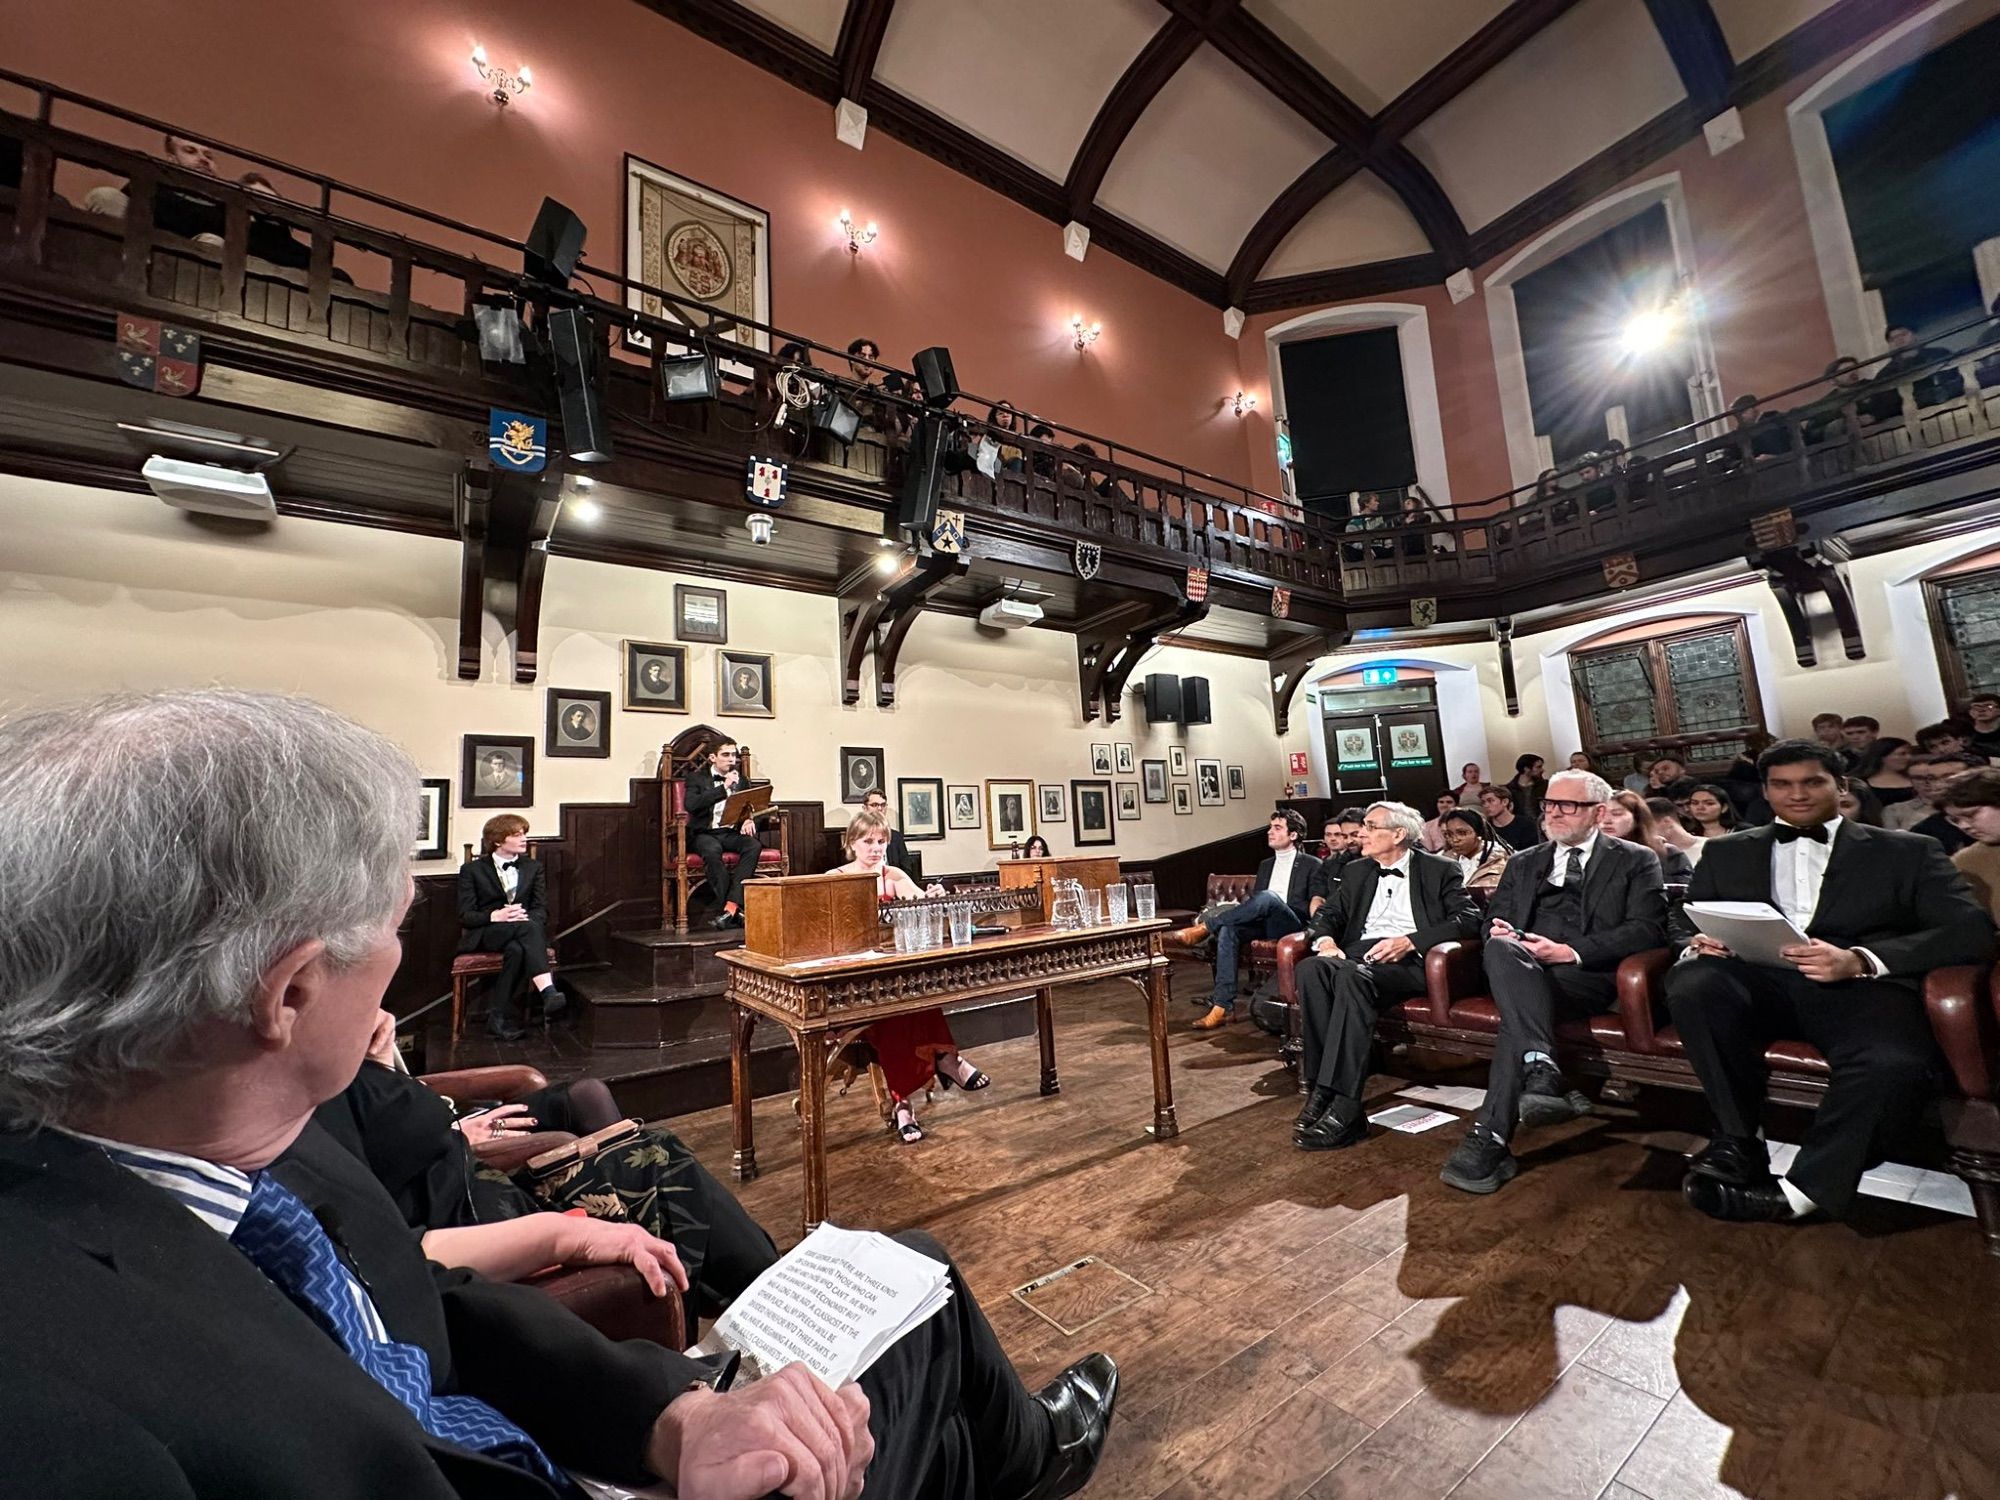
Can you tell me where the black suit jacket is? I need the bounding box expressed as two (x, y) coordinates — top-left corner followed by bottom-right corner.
(456, 856), (547, 952)
(1672, 822), (1995, 989)
(1304, 849), (1481, 953)
(885, 828), (918, 880)
(1253, 849), (1323, 926)
(0, 1123), (699, 1498)
(1484, 835), (1667, 971)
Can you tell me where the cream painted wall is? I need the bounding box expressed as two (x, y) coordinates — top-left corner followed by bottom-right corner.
(0, 475), (1289, 873)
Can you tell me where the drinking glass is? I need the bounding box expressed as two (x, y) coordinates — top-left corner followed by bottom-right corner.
(923, 904), (944, 950)
(1105, 882), (1129, 924)
(1134, 882), (1157, 920)
(1080, 887), (1103, 926)
(890, 908), (909, 953)
(948, 903), (974, 945)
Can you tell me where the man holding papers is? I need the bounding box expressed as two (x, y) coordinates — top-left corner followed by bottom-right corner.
(1667, 739), (1996, 1225)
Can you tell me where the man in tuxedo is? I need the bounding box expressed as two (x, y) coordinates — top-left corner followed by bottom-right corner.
(0, 689), (1119, 1500)
(456, 814), (565, 1041)
(1666, 739), (1995, 1224)
(1440, 771), (1667, 1194)
(862, 789), (917, 880)
(1168, 810), (1321, 1030)
(1292, 801), (1481, 1150)
(682, 738), (764, 930)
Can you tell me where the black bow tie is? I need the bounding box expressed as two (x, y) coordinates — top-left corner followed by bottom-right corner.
(1774, 824), (1829, 845)
(1379, 867), (1404, 879)
(498, 859), (517, 870)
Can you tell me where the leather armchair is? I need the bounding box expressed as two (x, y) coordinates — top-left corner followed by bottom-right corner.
(1423, 939), (1482, 1026)
(1612, 949), (1674, 1054)
(523, 1263), (687, 1351)
(420, 1065), (550, 1103)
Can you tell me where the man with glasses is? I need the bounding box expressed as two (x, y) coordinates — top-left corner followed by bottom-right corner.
(1292, 801), (1481, 1150)
(1882, 752), (1980, 850)
(1440, 771), (1666, 1194)
(861, 788), (918, 878)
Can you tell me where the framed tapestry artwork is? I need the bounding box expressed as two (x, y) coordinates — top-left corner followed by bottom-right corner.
(717, 650), (775, 717)
(1089, 743), (1113, 776)
(463, 734), (533, 809)
(899, 777), (945, 841)
(1168, 744), (1189, 778)
(1037, 783), (1067, 826)
(623, 640), (688, 713)
(675, 584), (728, 644)
(985, 779), (1035, 850)
(623, 155), (770, 357)
(1115, 782), (1141, 821)
(1172, 783), (1193, 815)
(546, 688), (611, 759)
(946, 784), (981, 830)
(1071, 779), (1115, 846)
(1226, 765), (1247, 799)
(1114, 742), (1136, 775)
(414, 778), (449, 861)
(1141, 759), (1168, 803)
(840, 747), (885, 804)
(1195, 758), (1224, 806)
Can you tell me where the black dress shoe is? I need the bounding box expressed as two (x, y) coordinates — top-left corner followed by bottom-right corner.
(1687, 1135), (1772, 1187)
(1516, 1062), (1592, 1129)
(485, 1020), (527, 1043)
(1297, 1107), (1368, 1152)
(538, 987), (568, 1021)
(1022, 1352), (1119, 1500)
(708, 911), (743, 930)
(1439, 1127), (1518, 1194)
(1683, 1172), (1801, 1222)
(1294, 1086), (1337, 1136)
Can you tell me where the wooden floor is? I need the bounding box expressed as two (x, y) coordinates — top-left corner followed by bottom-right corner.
(661, 979), (2000, 1500)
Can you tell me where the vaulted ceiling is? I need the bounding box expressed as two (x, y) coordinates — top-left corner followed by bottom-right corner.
(639, 0), (1913, 310)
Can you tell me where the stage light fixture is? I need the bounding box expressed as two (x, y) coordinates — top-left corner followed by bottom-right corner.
(810, 389), (861, 444)
(1621, 304), (1681, 357)
(659, 345), (718, 402)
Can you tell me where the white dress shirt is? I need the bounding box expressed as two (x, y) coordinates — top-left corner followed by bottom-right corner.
(1358, 853), (1417, 941)
(1266, 848), (1297, 902)
(1545, 830), (1600, 886)
(1764, 817), (1885, 976)
(492, 850), (518, 899)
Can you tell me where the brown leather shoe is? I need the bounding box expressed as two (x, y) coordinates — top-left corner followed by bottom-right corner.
(1163, 923), (1209, 948)
(1193, 1004), (1232, 1029)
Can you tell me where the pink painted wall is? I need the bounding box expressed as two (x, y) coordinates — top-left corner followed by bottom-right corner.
(4, 0), (1254, 485)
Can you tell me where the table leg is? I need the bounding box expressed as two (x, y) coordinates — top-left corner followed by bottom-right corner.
(1145, 960), (1179, 1140)
(797, 1030), (829, 1235)
(1036, 986), (1060, 1096)
(730, 1005), (758, 1181)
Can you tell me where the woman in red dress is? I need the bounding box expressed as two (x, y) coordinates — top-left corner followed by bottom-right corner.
(834, 811), (991, 1142)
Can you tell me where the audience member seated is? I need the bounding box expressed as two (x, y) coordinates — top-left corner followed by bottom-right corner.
(860, 788), (917, 878)
(1509, 754), (1548, 825)
(682, 736), (763, 930)
(1810, 711), (1851, 762)
(1437, 806), (1510, 894)
(1842, 715), (1881, 767)
(1420, 791), (1456, 853)
(456, 814), (567, 1042)
(1027, 422), (1059, 479)
(1291, 802), (1481, 1151)
(1915, 717), (1985, 761)
(1728, 394), (1793, 459)
(1799, 356), (1866, 442)
(1602, 790), (1695, 884)
(1448, 762), (1485, 804)
(1719, 731), (1776, 814)
(1341, 492), (1393, 562)
(1887, 752), (1982, 850)
(1682, 783), (1738, 841)
(1634, 753), (1688, 798)
(984, 401), (1027, 475)
(1022, 834), (1052, 858)
(1853, 735), (1915, 809)
(1666, 739), (1995, 1225)
(1308, 810), (1364, 916)
(83, 132), (227, 243)
(0, 689), (1119, 1500)
(1167, 810), (1320, 1030)
(1565, 751), (1598, 775)
(1880, 323), (1947, 378)
(1942, 767), (2000, 923)
(1398, 486), (1452, 557)
(1648, 795), (1707, 865)
(239, 171), (311, 269)
(1478, 782), (1540, 853)
(833, 811), (991, 1144)
(1967, 692), (2000, 760)
(1439, 771), (1666, 1195)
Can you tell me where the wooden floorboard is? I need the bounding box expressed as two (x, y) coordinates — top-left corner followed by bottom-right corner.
(653, 979), (2000, 1500)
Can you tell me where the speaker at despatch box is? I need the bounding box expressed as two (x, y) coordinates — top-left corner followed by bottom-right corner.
(1144, 673), (1183, 725)
(1181, 676), (1212, 725)
(911, 345), (960, 407)
(547, 306), (613, 464)
(525, 197), (587, 284)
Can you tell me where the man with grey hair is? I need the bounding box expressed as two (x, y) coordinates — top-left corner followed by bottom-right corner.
(0, 690), (1117, 1500)
(1292, 800), (1481, 1150)
(1440, 769), (1667, 1195)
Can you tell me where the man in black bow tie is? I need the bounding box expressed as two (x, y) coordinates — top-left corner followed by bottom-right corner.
(1666, 739), (1995, 1225)
(682, 739), (765, 930)
(456, 814), (565, 1040)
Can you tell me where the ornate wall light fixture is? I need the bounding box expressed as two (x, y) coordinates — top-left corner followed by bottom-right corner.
(471, 45), (533, 106)
(1232, 390), (1258, 416)
(836, 209), (878, 256)
(1070, 315), (1101, 351)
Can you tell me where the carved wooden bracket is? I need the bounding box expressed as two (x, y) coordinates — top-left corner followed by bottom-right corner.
(1075, 594), (1211, 724)
(1495, 615), (1519, 717)
(1751, 538), (1862, 667)
(1269, 628), (1344, 736)
(454, 456), (565, 683)
(837, 548), (969, 708)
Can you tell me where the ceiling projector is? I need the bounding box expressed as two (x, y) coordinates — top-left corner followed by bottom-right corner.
(978, 597), (1044, 630)
(142, 455), (277, 520)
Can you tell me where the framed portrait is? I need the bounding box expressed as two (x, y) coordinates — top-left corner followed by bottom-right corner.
(623, 155), (770, 358)
(1114, 742), (1136, 775)
(1071, 779), (1115, 846)
(899, 777), (944, 841)
(1037, 783), (1067, 826)
(717, 649), (774, 717)
(414, 778), (449, 861)
(1168, 744), (1189, 778)
(1196, 758), (1224, 806)
(463, 734), (533, 809)
(1089, 743), (1113, 776)
(1226, 765), (1247, 799)
(1141, 759), (1168, 803)
(675, 584), (728, 645)
(946, 784), (981, 830)
(840, 747), (885, 804)
(623, 640), (688, 713)
(985, 778), (1036, 850)
(1173, 783), (1193, 815)
(1115, 781), (1141, 821)
(546, 687), (611, 759)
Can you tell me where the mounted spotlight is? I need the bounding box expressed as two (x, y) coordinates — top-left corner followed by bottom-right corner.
(809, 387), (861, 444)
(659, 344), (718, 402)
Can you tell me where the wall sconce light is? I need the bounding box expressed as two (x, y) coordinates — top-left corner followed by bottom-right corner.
(1070, 315), (1101, 352)
(836, 209), (878, 256)
(471, 45), (533, 106)
(1232, 390), (1258, 417)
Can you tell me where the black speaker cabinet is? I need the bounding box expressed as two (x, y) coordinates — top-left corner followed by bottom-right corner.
(547, 307), (613, 463)
(898, 412), (948, 533)
(1143, 673), (1183, 725)
(526, 198), (587, 283)
(911, 345), (960, 407)
(1181, 676), (1212, 725)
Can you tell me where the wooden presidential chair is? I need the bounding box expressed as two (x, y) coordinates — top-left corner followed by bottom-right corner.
(660, 726), (789, 933)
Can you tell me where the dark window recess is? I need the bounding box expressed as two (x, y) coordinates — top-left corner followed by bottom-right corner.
(1570, 622), (1761, 781)
(1279, 327), (1417, 520)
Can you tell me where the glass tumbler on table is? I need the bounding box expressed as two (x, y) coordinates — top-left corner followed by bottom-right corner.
(1105, 882), (1129, 924)
(1133, 882), (1157, 920)
(1080, 887), (1103, 926)
(948, 902), (974, 945)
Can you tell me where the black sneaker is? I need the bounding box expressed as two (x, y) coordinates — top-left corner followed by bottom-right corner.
(1439, 1127), (1518, 1194)
(1517, 1062), (1592, 1129)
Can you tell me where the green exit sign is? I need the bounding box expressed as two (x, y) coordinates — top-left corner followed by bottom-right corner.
(1361, 666), (1399, 687)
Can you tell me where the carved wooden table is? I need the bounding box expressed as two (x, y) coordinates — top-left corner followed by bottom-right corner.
(719, 919), (1176, 1232)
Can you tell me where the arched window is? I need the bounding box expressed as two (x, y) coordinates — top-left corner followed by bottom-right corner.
(1568, 615), (1763, 783)
(1924, 553), (2000, 706)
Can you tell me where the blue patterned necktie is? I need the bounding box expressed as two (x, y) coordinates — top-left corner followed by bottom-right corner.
(230, 1171), (574, 1493)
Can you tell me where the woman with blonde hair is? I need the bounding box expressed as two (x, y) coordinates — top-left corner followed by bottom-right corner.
(833, 809), (992, 1142)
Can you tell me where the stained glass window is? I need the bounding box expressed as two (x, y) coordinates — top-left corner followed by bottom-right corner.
(1930, 570), (2000, 701)
(1572, 622), (1759, 769)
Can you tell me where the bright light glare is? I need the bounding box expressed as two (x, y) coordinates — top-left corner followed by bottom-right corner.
(569, 498), (601, 523)
(1621, 306), (1681, 357)
(875, 552), (899, 574)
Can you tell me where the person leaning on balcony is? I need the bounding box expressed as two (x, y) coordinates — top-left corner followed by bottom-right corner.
(985, 401), (1027, 475)
(83, 133), (227, 243)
